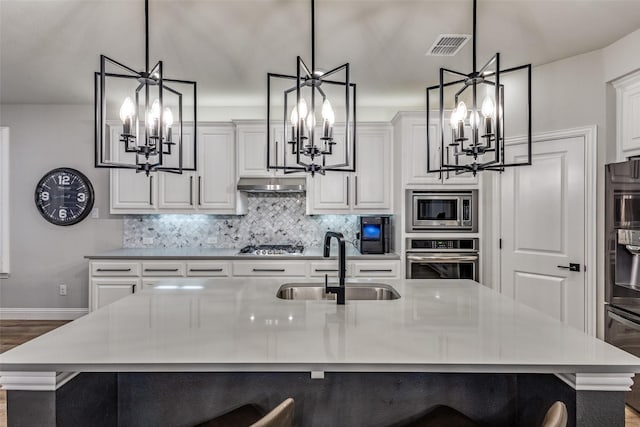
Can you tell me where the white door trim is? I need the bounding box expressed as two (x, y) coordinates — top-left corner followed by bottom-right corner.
(491, 126), (597, 335)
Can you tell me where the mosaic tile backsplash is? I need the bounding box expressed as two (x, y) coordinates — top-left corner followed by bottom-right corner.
(123, 194), (360, 248)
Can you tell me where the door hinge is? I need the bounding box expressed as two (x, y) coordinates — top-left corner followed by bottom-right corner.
(499, 238), (502, 249)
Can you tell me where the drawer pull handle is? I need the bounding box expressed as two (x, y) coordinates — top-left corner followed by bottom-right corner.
(189, 268), (223, 272)
(360, 269), (393, 273)
(96, 268), (132, 272)
(253, 268), (286, 272)
(144, 268), (180, 272)
(315, 269), (338, 272)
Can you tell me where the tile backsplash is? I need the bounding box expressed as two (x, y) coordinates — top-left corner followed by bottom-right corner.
(123, 194), (360, 248)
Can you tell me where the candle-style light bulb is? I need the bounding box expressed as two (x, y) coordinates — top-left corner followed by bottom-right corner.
(297, 98), (308, 120)
(119, 97), (135, 135)
(290, 107), (298, 126)
(481, 96), (495, 118)
(306, 112), (316, 130)
(163, 107), (173, 142)
(469, 110), (480, 128)
(456, 101), (468, 122)
(148, 99), (161, 138)
(321, 99), (335, 139)
(449, 108), (459, 127)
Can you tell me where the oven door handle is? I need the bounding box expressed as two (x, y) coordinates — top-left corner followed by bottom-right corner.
(608, 309), (640, 331)
(407, 254), (479, 262)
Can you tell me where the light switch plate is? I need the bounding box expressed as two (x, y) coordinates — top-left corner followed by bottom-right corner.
(142, 237), (154, 245)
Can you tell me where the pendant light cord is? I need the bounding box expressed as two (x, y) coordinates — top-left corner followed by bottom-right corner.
(311, 0), (316, 73)
(145, 0), (150, 72)
(472, 0), (477, 73)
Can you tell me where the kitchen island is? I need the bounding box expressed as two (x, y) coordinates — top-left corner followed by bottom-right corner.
(1, 278), (638, 426)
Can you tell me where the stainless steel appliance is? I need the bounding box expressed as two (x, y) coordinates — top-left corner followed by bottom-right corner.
(605, 158), (640, 411)
(359, 216), (390, 254)
(406, 190), (478, 232)
(406, 238), (479, 280)
(238, 244), (304, 256)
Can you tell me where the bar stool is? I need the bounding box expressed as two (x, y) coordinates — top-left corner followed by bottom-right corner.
(194, 398), (295, 427)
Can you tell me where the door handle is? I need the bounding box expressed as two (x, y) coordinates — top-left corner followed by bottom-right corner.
(557, 263), (580, 272)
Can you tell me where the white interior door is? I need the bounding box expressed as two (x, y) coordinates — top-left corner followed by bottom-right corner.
(500, 135), (586, 331)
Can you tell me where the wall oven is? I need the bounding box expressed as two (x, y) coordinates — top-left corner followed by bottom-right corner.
(406, 238), (479, 281)
(406, 190), (478, 232)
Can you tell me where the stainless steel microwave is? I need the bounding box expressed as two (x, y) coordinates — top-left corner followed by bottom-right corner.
(406, 190), (478, 232)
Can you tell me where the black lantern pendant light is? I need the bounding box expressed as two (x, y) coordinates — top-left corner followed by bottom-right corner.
(267, 0), (356, 177)
(426, 0), (532, 176)
(94, 0), (197, 176)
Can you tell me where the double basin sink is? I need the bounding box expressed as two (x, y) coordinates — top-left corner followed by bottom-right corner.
(276, 283), (400, 301)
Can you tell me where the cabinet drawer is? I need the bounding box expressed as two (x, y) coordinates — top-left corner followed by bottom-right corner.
(309, 261), (353, 278)
(141, 261), (185, 277)
(91, 262), (140, 277)
(232, 261), (307, 277)
(351, 261), (398, 277)
(186, 261), (230, 277)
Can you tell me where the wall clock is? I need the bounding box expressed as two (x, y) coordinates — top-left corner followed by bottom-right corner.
(34, 168), (95, 226)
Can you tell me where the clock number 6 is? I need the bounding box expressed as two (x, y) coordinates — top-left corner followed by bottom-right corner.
(59, 209), (67, 219)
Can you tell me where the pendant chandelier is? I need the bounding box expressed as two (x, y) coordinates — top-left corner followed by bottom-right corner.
(426, 0), (532, 176)
(267, 0), (356, 177)
(94, 0), (197, 176)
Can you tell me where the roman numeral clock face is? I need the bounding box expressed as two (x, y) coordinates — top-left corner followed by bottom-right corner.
(35, 168), (95, 226)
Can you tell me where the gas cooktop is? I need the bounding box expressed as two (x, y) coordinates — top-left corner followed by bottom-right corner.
(238, 244), (305, 256)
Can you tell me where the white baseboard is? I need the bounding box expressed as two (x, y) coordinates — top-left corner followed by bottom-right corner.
(0, 308), (88, 320)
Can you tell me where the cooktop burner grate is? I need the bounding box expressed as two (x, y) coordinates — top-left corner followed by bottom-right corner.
(238, 244), (305, 256)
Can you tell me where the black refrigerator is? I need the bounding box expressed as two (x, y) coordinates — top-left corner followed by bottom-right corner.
(605, 158), (640, 411)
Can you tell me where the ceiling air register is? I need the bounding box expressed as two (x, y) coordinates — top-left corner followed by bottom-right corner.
(267, 0), (356, 176)
(94, 0), (197, 176)
(426, 0), (532, 176)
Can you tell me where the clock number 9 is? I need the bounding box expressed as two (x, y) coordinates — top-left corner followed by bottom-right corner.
(41, 192), (50, 201)
(59, 209), (67, 219)
(57, 175), (70, 186)
(77, 193), (86, 202)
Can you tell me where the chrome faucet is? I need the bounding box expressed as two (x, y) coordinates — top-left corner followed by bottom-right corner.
(323, 231), (346, 305)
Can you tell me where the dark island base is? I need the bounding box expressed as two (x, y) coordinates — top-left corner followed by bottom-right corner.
(7, 372), (624, 427)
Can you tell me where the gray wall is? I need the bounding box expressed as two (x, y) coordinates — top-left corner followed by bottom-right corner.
(0, 105), (122, 309)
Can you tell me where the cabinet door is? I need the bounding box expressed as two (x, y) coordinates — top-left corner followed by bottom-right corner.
(158, 128), (196, 210)
(307, 173), (351, 213)
(197, 126), (236, 212)
(237, 124), (272, 177)
(109, 124), (157, 212)
(404, 118), (443, 185)
(353, 126), (392, 212)
(92, 278), (139, 310)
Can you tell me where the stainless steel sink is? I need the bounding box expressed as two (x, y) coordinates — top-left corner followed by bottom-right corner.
(276, 283), (400, 301)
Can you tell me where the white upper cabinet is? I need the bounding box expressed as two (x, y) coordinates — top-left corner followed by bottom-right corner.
(393, 112), (479, 186)
(237, 122), (271, 177)
(307, 123), (393, 214)
(614, 71), (640, 161)
(111, 123), (237, 214)
(197, 125), (237, 212)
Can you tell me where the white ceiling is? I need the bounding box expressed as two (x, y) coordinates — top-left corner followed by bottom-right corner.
(2, 0), (640, 109)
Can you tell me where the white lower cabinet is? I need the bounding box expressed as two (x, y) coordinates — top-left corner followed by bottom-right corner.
(89, 258), (400, 311)
(232, 261), (307, 277)
(91, 278), (140, 310)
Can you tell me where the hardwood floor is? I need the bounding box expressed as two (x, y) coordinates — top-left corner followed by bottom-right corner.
(0, 319), (639, 426)
(0, 320), (69, 427)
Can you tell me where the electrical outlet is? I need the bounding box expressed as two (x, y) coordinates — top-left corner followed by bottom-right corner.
(143, 237), (154, 245)
(59, 284), (67, 296)
(206, 237), (217, 244)
(91, 208), (99, 219)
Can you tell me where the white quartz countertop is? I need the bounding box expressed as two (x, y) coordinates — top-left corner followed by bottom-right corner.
(84, 247), (400, 260)
(1, 279), (639, 374)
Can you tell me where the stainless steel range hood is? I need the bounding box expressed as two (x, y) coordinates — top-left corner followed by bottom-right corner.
(237, 178), (306, 193)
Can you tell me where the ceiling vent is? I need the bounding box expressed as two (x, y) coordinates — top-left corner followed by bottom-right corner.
(426, 34), (471, 56)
